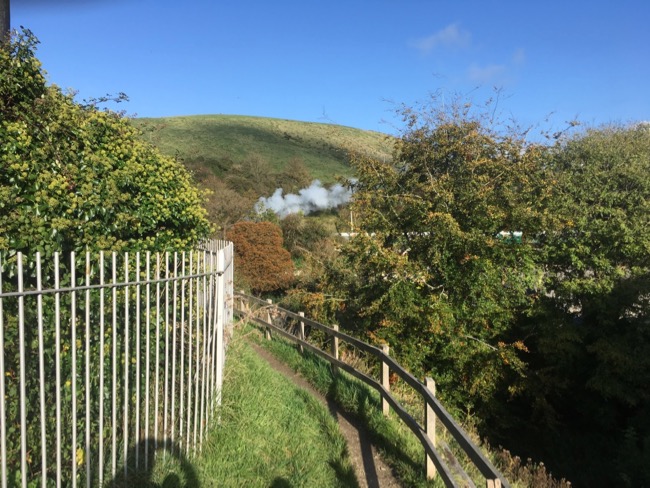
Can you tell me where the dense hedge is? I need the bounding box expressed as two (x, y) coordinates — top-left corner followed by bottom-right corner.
(0, 30), (213, 485)
(1, 30), (212, 257)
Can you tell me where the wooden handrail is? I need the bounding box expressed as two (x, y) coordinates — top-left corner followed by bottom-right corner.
(234, 292), (509, 488)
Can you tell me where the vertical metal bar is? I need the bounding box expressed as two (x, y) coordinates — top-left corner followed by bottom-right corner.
(207, 252), (217, 422)
(204, 251), (212, 436)
(171, 253), (178, 445)
(135, 253), (141, 469)
(70, 252), (78, 488)
(111, 252), (117, 480)
(84, 253), (91, 488)
(144, 252), (151, 469)
(17, 253), (27, 488)
(199, 251), (208, 446)
(123, 253), (129, 479)
(179, 253), (186, 450)
(36, 253), (47, 488)
(215, 250), (225, 413)
(154, 253), (161, 449)
(164, 252), (170, 445)
(185, 252), (193, 450)
(193, 252), (201, 454)
(0, 255), (6, 488)
(207, 252), (215, 420)
(54, 253), (62, 488)
(98, 253), (105, 487)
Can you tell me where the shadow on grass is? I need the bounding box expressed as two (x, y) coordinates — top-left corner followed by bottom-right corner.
(247, 325), (428, 485)
(328, 372), (421, 478)
(108, 438), (199, 488)
(270, 478), (292, 488)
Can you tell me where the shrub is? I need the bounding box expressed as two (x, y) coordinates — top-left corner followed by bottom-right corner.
(226, 221), (294, 294)
(0, 30), (212, 257)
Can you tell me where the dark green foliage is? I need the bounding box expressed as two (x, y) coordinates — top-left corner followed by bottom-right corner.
(0, 30), (213, 485)
(276, 156), (312, 194)
(316, 95), (650, 486)
(324, 101), (548, 415)
(280, 213), (330, 259)
(511, 124), (650, 486)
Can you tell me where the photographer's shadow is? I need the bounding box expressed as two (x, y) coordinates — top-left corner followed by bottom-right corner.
(108, 438), (200, 488)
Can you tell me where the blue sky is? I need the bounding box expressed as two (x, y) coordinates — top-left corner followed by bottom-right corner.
(12, 0), (650, 136)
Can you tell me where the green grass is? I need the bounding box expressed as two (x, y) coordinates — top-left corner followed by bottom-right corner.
(131, 114), (393, 183)
(243, 325), (565, 488)
(132, 324), (358, 488)
(245, 325), (443, 488)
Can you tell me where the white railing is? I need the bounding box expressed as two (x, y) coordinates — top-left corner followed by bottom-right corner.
(0, 240), (234, 487)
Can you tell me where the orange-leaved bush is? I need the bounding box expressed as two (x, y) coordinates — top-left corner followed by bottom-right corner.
(227, 221), (294, 294)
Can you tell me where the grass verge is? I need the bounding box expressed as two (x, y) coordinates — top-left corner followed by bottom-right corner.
(138, 324), (358, 488)
(244, 323), (442, 488)
(243, 321), (572, 488)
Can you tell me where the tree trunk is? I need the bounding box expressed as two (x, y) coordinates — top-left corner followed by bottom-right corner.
(0, 0), (9, 40)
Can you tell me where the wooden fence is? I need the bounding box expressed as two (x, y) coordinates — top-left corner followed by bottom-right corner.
(234, 292), (509, 488)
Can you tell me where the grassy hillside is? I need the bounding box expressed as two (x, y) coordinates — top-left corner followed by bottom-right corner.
(132, 114), (394, 183)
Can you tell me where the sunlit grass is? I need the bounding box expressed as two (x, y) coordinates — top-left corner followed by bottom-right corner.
(144, 324), (358, 487)
(132, 114), (393, 183)
(244, 323), (568, 488)
(246, 324), (442, 488)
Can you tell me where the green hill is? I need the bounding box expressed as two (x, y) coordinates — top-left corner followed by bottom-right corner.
(132, 114), (394, 184)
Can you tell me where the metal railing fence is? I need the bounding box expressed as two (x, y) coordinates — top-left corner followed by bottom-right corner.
(0, 240), (234, 487)
(235, 292), (509, 488)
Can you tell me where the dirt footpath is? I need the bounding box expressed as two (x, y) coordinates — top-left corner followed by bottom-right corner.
(249, 342), (402, 488)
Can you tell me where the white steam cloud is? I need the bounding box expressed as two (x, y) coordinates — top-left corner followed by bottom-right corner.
(256, 180), (352, 218)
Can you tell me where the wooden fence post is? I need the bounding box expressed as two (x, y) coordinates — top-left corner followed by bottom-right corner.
(298, 312), (305, 354)
(486, 480), (502, 488)
(239, 290), (248, 314)
(425, 377), (437, 480)
(265, 299), (272, 340)
(382, 344), (390, 416)
(331, 324), (339, 375)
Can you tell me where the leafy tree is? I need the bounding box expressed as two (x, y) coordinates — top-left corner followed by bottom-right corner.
(188, 166), (255, 236)
(226, 221), (294, 294)
(514, 124), (650, 486)
(0, 0), (8, 39)
(0, 30), (212, 484)
(276, 156), (312, 194)
(279, 213), (330, 259)
(323, 99), (555, 415)
(0, 31), (212, 256)
(225, 153), (276, 197)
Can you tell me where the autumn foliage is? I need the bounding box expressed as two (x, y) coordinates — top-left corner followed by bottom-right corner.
(227, 221), (294, 294)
